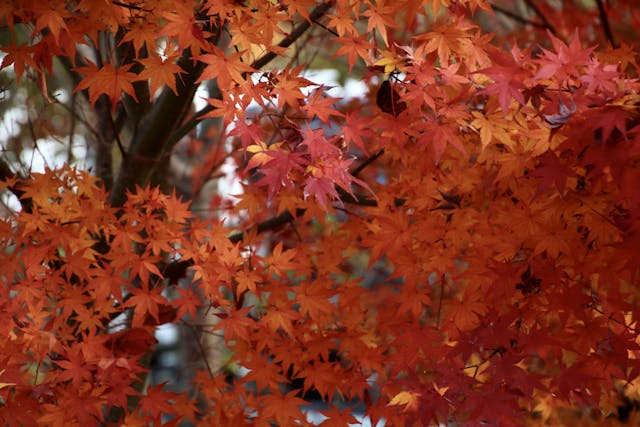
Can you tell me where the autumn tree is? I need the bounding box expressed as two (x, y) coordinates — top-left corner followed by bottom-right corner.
(1, 0), (640, 425)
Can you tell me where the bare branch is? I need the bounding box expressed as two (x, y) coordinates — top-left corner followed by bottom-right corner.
(351, 149), (384, 177)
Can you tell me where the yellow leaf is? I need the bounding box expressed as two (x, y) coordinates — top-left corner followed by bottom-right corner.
(388, 391), (420, 411)
(0, 369), (15, 390)
(374, 51), (404, 75)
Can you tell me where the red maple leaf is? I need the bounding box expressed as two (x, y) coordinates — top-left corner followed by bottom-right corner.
(532, 151), (576, 195)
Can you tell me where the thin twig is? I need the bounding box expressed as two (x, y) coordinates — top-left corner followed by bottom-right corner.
(595, 0), (617, 48)
(436, 274), (445, 329)
(351, 149), (384, 177)
(108, 100), (127, 162)
(111, 0), (151, 12)
(589, 302), (638, 334)
(490, 3), (549, 30)
(522, 0), (556, 35)
(66, 93), (76, 163)
(311, 17), (339, 37)
(51, 94), (100, 139)
(185, 322), (217, 379)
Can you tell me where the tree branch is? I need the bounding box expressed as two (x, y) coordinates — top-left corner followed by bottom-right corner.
(168, 1), (335, 146)
(351, 149), (384, 177)
(108, 47), (208, 206)
(94, 95), (117, 189)
(106, 0), (337, 208)
(595, 0), (617, 48)
(522, 0), (556, 35)
(489, 3), (550, 30)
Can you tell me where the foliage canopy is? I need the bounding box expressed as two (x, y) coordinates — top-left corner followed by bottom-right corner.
(1, 0), (640, 426)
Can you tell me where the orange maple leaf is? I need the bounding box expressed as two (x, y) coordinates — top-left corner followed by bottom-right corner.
(34, 3), (69, 45)
(75, 62), (138, 110)
(136, 53), (185, 98)
(197, 47), (254, 88)
(160, 1), (211, 55)
(0, 41), (37, 82)
(388, 391), (421, 411)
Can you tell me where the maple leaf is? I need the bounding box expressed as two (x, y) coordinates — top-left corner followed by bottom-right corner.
(162, 190), (192, 224)
(247, 143), (306, 199)
(534, 29), (594, 81)
(214, 307), (256, 341)
(327, 10), (358, 37)
(304, 170), (340, 209)
(470, 110), (512, 150)
(363, 5), (397, 47)
(119, 20), (159, 55)
(374, 49), (406, 75)
(317, 407), (359, 427)
(6, 2), (640, 426)
(532, 151), (576, 195)
(583, 104), (633, 143)
(579, 58), (620, 95)
(104, 327), (157, 357)
(416, 18), (475, 65)
(74, 62), (138, 111)
(376, 80), (407, 117)
(33, 2), (69, 45)
(388, 391), (420, 412)
(332, 35), (371, 71)
(197, 47), (254, 89)
(302, 88), (343, 123)
(477, 64), (527, 115)
(262, 308), (298, 336)
(343, 111), (374, 153)
(139, 384), (181, 420)
(202, 96), (237, 124)
(296, 283), (335, 319)
(230, 116), (265, 148)
(439, 62), (470, 89)
(125, 285), (167, 328)
(304, 154), (364, 209)
(171, 287), (201, 320)
(235, 269), (262, 294)
(533, 228), (572, 258)
(0, 370), (15, 391)
(160, 1), (211, 55)
(136, 53), (185, 98)
(261, 390), (307, 426)
(395, 282), (432, 319)
(447, 294), (487, 331)
(241, 354), (289, 392)
(418, 122), (466, 164)
(38, 389), (104, 427)
(55, 351), (93, 388)
(265, 242), (298, 277)
(0, 41), (37, 83)
(271, 66), (314, 109)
